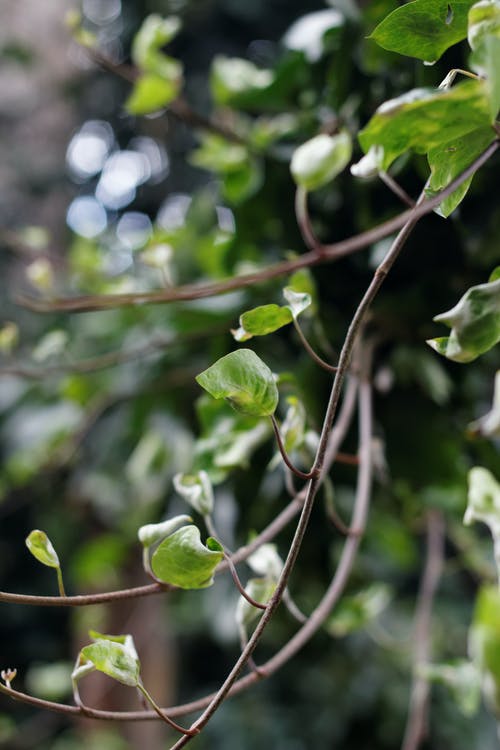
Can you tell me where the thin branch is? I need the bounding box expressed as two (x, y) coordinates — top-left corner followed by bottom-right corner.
(379, 172), (415, 207)
(17, 138), (498, 314)
(223, 552), (267, 611)
(401, 510), (445, 750)
(270, 415), (316, 480)
(0, 582), (169, 607)
(294, 186), (321, 252)
(292, 318), (338, 373)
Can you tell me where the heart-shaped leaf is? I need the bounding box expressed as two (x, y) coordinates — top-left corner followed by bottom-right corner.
(25, 530), (60, 569)
(196, 349), (279, 417)
(291, 131), (352, 191)
(80, 639), (140, 687)
(151, 525), (224, 589)
(173, 471), (214, 515)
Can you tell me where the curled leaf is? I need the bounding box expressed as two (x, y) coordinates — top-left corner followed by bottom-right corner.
(173, 471), (214, 515)
(290, 131), (352, 191)
(138, 514), (192, 548)
(25, 530), (60, 569)
(151, 525), (224, 589)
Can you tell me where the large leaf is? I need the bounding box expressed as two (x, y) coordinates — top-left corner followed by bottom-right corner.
(469, 585), (500, 713)
(358, 79), (490, 170)
(151, 525), (224, 589)
(196, 349), (279, 417)
(468, 0), (500, 117)
(25, 530), (60, 569)
(370, 0), (476, 63)
(426, 126), (495, 216)
(427, 272), (500, 362)
(290, 131), (352, 191)
(173, 471), (214, 515)
(80, 639), (140, 687)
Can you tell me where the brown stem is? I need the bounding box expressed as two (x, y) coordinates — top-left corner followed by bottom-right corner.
(379, 171), (415, 207)
(224, 552), (267, 611)
(17, 138), (498, 314)
(400, 511), (445, 750)
(292, 318), (338, 373)
(294, 186), (321, 252)
(270, 415), (315, 480)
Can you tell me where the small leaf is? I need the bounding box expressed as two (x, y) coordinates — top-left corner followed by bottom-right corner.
(25, 530), (60, 569)
(469, 370), (500, 437)
(196, 349), (279, 417)
(80, 639), (140, 687)
(247, 543), (283, 581)
(350, 145), (385, 179)
(465, 466), (500, 531)
(358, 79), (490, 171)
(282, 288), (312, 318)
(236, 577), (276, 628)
(370, 0), (476, 63)
(427, 273), (500, 362)
(469, 585), (500, 713)
(232, 304), (293, 342)
(426, 126), (495, 216)
(290, 131), (352, 191)
(151, 526), (224, 589)
(173, 471), (214, 515)
(138, 514), (192, 548)
(132, 15), (181, 74)
(211, 56), (274, 106)
(422, 660), (481, 716)
(279, 396), (307, 453)
(125, 70), (181, 115)
(326, 583), (392, 637)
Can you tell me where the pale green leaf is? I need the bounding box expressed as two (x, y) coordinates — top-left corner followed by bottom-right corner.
(427, 273), (500, 362)
(236, 577), (276, 628)
(211, 56), (274, 105)
(132, 15), (181, 74)
(422, 661), (481, 716)
(173, 471), (214, 515)
(370, 0), (476, 63)
(469, 585), (500, 713)
(138, 514), (192, 548)
(326, 583), (392, 637)
(196, 349), (279, 417)
(282, 288), (312, 318)
(465, 466), (500, 531)
(151, 525), (224, 589)
(290, 131), (352, 191)
(80, 639), (140, 687)
(279, 396), (307, 453)
(469, 0), (500, 117)
(25, 530), (60, 569)
(247, 543), (283, 581)
(426, 126), (495, 216)
(469, 370), (500, 437)
(232, 304), (293, 342)
(125, 71), (181, 115)
(358, 79), (490, 171)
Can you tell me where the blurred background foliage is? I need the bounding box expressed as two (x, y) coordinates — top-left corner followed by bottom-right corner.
(0, 0), (499, 748)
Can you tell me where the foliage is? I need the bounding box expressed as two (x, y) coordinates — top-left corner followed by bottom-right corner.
(0, 1), (499, 749)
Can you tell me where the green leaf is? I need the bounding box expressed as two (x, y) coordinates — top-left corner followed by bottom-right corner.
(279, 396), (307, 453)
(211, 56), (274, 106)
(196, 349), (279, 417)
(151, 525), (224, 589)
(173, 471), (214, 515)
(469, 585), (500, 713)
(80, 639), (140, 687)
(465, 466), (500, 532)
(125, 70), (181, 115)
(190, 135), (248, 174)
(132, 15), (181, 75)
(422, 661), (481, 716)
(358, 79), (490, 171)
(426, 126), (495, 216)
(282, 288), (312, 318)
(290, 131), (352, 191)
(232, 304), (293, 342)
(25, 530), (60, 569)
(427, 273), (500, 362)
(370, 0), (476, 63)
(468, 0), (500, 117)
(236, 577), (276, 628)
(469, 370), (500, 437)
(247, 543), (283, 581)
(138, 514), (192, 548)
(326, 583), (392, 637)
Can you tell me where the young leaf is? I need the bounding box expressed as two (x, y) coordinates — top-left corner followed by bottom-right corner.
(469, 585), (500, 713)
(469, 370), (500, 437)
(210, 56), (274, 106)
(290, 131), (352, 191)
(25, 530), (60, 569)
(131, 15), (182, 75)
(138, 514), (192, 548)
(232, 304), (293, 342)
(247, 543), (284, 581)
(236, 577), (276, 628)
(370, 0), (476, 63)
(80, 639), (140, 687)
(279, 396), (307, 453)
(326, 583), (392, 637)
(173, 471), (214, 515)
(468, 0), (500, 117)
(426, 126), (495, 216)
(358, 79), (490, 171)
(196, 349), (279, 417)
(151, 526), (224, 589)
(465, 466), (500, 531)
(427, 273), (500, 362)
(125, 69), (182, 115)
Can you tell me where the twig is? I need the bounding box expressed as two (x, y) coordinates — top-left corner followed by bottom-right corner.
(292, 318), (338, 373)
(270, 415), (315, 480)
(17, 138), (498, 314)
(223, 552), (267, 611)
(295, 186), (321, 252)
(379, 172), (415, 208)
(400, 510), (445, 750)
